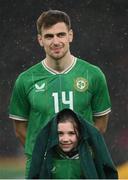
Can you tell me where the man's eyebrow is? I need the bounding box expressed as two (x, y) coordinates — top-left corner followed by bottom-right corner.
(44, 32), (66, 38)
(57, 32), (66, 35)
(44, 33), (54, 38)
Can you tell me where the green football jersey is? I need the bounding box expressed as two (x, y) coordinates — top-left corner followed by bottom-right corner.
(9, 57), (111, 155)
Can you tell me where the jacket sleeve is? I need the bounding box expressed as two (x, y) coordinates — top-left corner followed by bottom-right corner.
(27, 127), (49, 179)
(96, 133), (118, 179)
(82, 120), (118, 179)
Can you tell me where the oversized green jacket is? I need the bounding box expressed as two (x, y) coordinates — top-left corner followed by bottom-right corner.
(28, 110), (118, 179)
(52, 149), (83, 179)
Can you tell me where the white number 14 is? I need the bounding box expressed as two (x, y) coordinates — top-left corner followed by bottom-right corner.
(52, 91), (73, 113)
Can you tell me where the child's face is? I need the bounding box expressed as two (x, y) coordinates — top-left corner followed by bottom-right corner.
(58, 121), (78, 152)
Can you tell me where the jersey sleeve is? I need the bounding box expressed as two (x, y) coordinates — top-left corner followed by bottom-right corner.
(91, 68), (111, 116)
(9, 75), (30, 121)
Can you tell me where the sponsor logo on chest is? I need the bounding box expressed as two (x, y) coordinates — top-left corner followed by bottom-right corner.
(35, 83), (46, 92)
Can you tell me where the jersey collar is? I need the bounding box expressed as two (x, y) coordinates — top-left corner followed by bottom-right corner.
(41, 57), (77, 75)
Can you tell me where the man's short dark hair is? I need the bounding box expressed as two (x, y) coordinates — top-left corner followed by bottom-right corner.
(36, 10), (71, 34)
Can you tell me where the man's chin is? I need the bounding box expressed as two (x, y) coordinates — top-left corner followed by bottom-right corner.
(52, 55), (64, 60)
(50, 51), (67, 60)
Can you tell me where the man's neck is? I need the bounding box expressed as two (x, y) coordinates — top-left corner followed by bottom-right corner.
(44, 54), (74, 73)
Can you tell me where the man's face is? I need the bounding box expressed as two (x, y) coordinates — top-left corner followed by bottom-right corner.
(58, 121), (78, 153)
(37, 22), (73, 60)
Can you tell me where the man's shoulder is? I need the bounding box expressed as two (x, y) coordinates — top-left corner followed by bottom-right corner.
(76, 57), (102, 73)
(22, 61), (42, 74)
(17, 61), (43, 79)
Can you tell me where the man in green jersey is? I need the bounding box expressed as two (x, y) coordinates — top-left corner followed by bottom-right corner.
(9, 9), (111, 176)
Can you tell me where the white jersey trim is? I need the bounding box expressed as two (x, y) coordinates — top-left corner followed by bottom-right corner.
(93, 108), (111, 117)
(64, 57), (77, 74)
(9, 114), (28, 121)
(41, 56), (77, 75)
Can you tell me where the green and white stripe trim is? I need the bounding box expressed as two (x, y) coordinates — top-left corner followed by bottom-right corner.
(93, 108), (111, 117)
(9, 114), (28, 121)
(42, 56), (77, 75)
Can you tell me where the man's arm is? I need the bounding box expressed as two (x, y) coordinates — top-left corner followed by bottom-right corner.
(94, 114), (109, 134)
(13, 120), (28, 145)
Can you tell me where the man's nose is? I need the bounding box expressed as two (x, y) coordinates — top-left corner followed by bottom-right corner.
(52, 35), (59, 44)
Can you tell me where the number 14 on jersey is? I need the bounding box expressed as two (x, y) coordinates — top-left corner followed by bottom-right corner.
(52, 91), (73, 113)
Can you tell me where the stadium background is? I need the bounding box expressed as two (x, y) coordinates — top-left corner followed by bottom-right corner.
(0, 0), (128, 178)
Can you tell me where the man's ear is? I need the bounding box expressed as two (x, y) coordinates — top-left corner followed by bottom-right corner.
(69, 29), (73, 42)
(37, 34), (43, 47)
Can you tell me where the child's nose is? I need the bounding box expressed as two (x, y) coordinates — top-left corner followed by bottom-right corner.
(62, 134), (69, 141)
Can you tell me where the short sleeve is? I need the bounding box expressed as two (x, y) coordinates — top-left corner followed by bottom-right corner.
(91, 68), (111, 116)
(9, 75), (30, 121)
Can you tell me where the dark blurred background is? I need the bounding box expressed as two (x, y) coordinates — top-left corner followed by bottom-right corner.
(0, 0), (128, 173)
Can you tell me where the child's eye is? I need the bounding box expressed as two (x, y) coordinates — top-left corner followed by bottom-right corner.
(69, 131), (75, 135)
(58, 131), (63, 136)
